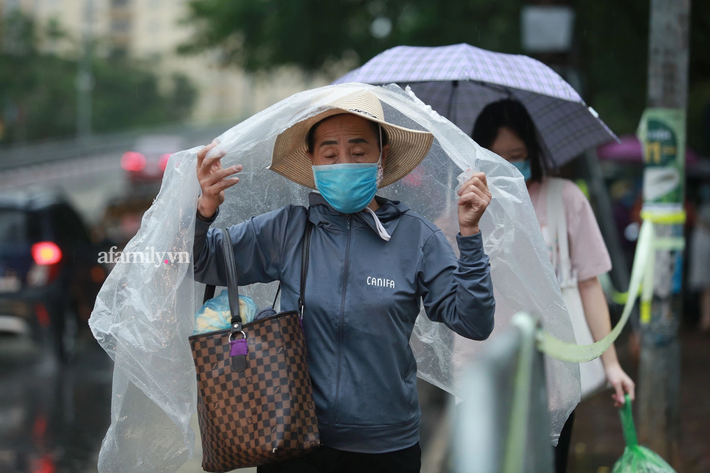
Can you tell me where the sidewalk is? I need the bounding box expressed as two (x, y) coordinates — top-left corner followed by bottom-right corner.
(568, 329), (710, 473)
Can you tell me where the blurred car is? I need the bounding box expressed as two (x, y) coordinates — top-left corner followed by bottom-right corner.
(98, 187), (157, 250)
(121, 134), (184, 183)
(0, 191), (107, 362)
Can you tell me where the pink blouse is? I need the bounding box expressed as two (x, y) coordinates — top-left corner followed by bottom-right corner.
(528, 178), (612, 282)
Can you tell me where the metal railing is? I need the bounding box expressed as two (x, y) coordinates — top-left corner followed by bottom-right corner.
(453, 314), (554, 473)
(0, 118), (242, 171)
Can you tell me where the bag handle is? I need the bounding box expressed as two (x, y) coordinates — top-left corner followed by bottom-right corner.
(221, 231), (242, 332)
(197, 230), (242, 333)
(201, 218), (314, 318)
(618, 394), (638, 448)
(219, 230), (248, 372)
(200, 235), (240, 322)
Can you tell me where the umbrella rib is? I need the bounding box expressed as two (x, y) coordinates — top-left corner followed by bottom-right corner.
(446, 81), (459, 123)
(467, 80), (513, 97)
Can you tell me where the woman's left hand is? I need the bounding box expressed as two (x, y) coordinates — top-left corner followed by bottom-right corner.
(457, 171), (492, 236)
(605, 362), (635, 407)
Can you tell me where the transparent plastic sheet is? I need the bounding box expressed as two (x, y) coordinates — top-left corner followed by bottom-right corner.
(88, 83), (580, 472)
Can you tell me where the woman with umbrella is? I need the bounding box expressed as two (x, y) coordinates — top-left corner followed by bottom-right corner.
(473, 99), (635, 473)
(192, 90), (496, 472)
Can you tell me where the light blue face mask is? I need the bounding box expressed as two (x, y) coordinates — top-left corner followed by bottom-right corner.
(312, 124), (383, 214)
(512, 160), (532, 181)
(312, 163), (379, 213)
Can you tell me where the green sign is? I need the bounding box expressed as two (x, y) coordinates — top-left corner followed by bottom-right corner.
(637, 108), (686, 206)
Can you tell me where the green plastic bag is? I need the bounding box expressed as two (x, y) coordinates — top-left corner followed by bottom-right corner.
(612, 395), (676, 473)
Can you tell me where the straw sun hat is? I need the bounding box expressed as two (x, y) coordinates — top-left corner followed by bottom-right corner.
(269, 90), (435, 189)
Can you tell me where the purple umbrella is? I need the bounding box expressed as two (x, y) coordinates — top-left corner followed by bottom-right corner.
(335, 43), (618, 166)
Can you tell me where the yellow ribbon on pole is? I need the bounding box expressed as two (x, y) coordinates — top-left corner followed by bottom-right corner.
(536, 210), (685, 362)
(640, 209), (686, 225)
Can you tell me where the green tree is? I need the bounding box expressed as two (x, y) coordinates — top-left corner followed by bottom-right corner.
(574, 0), (650, 136)
(0, 11), (198, 145)
(687, 3), (710, 153)
(181, 0), (710, 152)
(179, 0), (520, 73)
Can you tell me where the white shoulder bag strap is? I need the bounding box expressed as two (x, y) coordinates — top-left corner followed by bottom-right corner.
(546, 178), (607, 399)
(548, 179), (573, 287)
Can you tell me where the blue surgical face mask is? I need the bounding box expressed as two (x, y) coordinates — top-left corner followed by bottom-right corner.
(313, 163), (379, 213)
(512, 160), (532, 181)
(311, 123), (384, 214)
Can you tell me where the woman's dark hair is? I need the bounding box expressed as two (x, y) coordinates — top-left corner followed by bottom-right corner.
(472, 99), (547, 182)
(306, 114), (389, 154)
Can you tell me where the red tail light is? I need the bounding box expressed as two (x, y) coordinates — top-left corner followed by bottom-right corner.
(121, 151), (147, 171)
(33, 454), (56, 473)
(32, 242), (62, 265)
(159, 153), (172, 171)
(35, 303), (50, 328)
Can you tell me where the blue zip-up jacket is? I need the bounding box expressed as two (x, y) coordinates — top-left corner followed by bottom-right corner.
(193, 193), (495, 453)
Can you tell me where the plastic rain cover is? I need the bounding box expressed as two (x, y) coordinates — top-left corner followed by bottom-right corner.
(89, 83), (580, 472)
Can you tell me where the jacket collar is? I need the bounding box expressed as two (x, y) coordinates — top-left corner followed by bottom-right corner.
(307, 192), (408, 239)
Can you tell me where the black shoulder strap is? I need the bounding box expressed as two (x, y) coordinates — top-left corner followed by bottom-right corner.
(271, 284), (281, 310)
(203, 284), (215, 304)
(298, 220), (313, 319)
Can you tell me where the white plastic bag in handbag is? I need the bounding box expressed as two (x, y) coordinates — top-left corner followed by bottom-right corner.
(546, 178), (607, 399)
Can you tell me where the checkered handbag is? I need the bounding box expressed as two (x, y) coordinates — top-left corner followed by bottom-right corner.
(189, 223), (320, 471)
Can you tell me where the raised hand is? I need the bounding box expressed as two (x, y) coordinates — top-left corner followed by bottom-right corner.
(457, 171), (491, 236)
(196, 142), (241, 219)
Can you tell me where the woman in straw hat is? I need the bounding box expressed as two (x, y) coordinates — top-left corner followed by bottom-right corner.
(193, 91), (495, 473)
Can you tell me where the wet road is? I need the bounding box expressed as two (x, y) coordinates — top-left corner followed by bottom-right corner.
(0, 333), (113, 473)
(0, 330), (263, 473)
(0, 330), (446, 473)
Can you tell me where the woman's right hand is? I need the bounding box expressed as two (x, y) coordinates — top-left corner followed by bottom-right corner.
(196, 142), (242, 219)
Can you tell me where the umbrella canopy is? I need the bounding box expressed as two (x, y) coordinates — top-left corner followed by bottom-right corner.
(335, 43), (617, 167)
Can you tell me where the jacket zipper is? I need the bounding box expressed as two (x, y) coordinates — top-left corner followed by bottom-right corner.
(329, 214), (351, 426)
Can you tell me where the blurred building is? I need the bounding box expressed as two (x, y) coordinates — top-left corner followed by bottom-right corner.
(0, 0), (327, 121)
